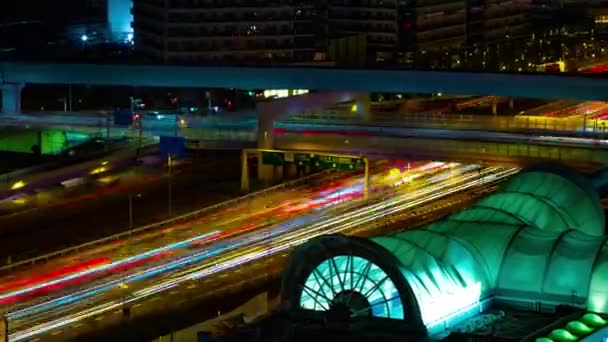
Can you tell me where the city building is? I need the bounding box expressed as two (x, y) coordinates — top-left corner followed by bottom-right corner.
(326, 0), (400, 63)
(108, 0), (134, 42)
(128, 0), (580, 67)
(132, 0), (319, 64)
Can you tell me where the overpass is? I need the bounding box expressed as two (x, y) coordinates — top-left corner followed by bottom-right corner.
(3, 108), (608, 172)
(273, 125), (608, 169)
(3, 62), (608, 114)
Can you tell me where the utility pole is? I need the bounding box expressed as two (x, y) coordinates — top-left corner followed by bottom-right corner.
(129, 194), (134, 230)
(106, 112), (111, 140)
(131, 96), (143, 150)
(168, 154), (173, 217)
(68, 85), (73, 112)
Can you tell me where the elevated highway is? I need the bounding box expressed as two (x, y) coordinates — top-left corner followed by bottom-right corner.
(273, 125), (608, 168)
(4, 62), (608, 114)
(3, 109), (608, 169)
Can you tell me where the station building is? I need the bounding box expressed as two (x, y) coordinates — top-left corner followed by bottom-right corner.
(277, 164), (608, 341)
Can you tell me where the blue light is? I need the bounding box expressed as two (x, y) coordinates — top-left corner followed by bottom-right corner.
(108, 0), (134, 42)
(81, 34), (88, 42)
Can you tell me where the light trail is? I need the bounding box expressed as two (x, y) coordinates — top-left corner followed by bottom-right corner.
(7, 165), (518, 341)
(0, 231), (221, 303)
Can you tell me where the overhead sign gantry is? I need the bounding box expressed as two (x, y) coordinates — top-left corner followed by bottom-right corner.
(240, 148), (369, 197)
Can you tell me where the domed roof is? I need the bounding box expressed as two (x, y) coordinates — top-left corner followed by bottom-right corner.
(280, 163), (608, 336)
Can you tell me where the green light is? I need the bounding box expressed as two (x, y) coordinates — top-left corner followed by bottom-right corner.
(248, 91), (255, 96)
(299, 255), (404, 319)
(535, 338), (554, 342)
(548, 329), (578, 342)
(566, 321), (594, 336)
(580, 313), (608, 328)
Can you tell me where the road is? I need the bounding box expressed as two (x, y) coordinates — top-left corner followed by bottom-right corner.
(0, 112), (257, 133)
(521, 100), (608, 120)
(0, 151), (250, 262)
(0, 161), (519, 341)
(71, 181), (501, 342)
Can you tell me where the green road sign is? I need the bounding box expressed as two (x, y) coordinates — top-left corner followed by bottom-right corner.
(261, 151), (363, 171)
(294, 153), (313, 166)
(262, 151), (284, 166)
(314, 155), (363, 171)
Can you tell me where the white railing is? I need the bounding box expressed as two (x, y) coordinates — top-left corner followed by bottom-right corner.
(283, 111), (603, 135)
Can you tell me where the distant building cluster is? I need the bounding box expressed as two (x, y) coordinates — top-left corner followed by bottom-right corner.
(3, 0), (608, 69)
(130, 0), (558, 65)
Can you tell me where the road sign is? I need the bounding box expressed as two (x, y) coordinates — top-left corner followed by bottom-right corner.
(284, 152), (295, 162)
(261, 151), (363, 171)
(294, 153), (313, 166)
(314, 155), (364, 171)
(262, 151), (285, 166)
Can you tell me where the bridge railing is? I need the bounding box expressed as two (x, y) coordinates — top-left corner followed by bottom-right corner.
(0, 169), (338, 273)
(275, 130), (608, 167)
(283, 111), (602, 136)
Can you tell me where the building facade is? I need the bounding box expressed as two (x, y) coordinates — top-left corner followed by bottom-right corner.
(326, 0), (400, 63)
(132, 0), (319, 64)
(131, 0), (537, 65)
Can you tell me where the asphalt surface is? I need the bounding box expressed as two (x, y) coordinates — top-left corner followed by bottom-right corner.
(0, 150), (252, 262)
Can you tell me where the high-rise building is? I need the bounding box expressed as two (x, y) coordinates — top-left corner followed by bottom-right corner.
(132, 0), (318, 64)
(326, 0), (400, 63)
(108, 0), (134, 42)
(414, 0), (468, 51)
(482, 0), (531, 43)
(131, 0), (539, 65)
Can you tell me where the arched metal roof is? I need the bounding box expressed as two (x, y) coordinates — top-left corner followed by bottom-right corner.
(281, 163), (608, 336)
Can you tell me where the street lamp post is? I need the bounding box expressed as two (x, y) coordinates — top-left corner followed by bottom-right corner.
(168, 155), (173, 217)
(130, 96), (144, 150)
(128, 193), (141, 230)
(584, 111), (589, 133)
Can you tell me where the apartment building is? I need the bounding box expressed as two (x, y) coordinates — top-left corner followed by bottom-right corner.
(132, 0), (317, 64)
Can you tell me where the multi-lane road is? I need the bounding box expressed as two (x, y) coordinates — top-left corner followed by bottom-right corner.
(0, 160), (519, 341)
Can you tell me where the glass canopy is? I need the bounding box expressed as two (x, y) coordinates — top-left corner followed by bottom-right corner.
(287, 164), (608, 335)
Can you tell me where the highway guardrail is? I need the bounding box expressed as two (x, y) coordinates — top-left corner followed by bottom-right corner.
(0, 169), (338, 272)
(283, 112), (605, 137)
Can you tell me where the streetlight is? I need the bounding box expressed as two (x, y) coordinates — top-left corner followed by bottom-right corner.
(130, 97), (144, 150)
(168, 155), (173, 217)
(128, 193), (141, 230)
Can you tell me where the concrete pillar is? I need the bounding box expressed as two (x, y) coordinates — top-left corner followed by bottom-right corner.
(240, 150), (250, 194)
(257, 151), (274, 182)
(492, 98), (498, 116)
(256, 108), (275, 182)
(1, 83), (24, 114)
(508, 97), (514, 110)
(355, 92), (372, 121)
